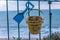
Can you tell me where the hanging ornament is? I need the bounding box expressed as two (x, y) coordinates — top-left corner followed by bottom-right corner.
(26, 9), (44, 34)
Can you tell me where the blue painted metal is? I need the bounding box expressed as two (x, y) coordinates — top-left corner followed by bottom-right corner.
(29, 32), (30, 40)
(13, 2), (34, 24)
(48, 1), (52, 4)
(48, 0), (52, 40)
(17, 0), (20, 39)
(25, 2), (34, 10)
(27, 0), (31, 40)
(38, 0), (41, 40)
(13, 13), (24, 24)
(6, 0), (9, 40)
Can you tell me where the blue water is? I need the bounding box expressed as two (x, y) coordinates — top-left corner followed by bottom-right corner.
(0, 9), (60, 38)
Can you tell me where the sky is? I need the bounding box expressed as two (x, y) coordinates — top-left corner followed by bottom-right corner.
(0, 1), (60, 11)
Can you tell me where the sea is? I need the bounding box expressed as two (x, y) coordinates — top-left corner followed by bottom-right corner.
(0, 9), (60, 38)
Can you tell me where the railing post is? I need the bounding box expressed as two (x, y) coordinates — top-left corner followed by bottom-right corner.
(6, 0), (9, 40)
(17, 0), (20, 39)
(28, 0), (30, 40)
(38, 0), (41, 40)
(48, 1), (52, 40)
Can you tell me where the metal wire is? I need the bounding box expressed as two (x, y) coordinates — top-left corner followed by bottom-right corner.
(25, 9), (44, 20)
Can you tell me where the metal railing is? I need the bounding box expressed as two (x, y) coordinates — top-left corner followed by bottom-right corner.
(5, 0), (60, 40)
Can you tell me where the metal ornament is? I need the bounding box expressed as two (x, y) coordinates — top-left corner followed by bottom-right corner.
(13, 2), (34, 24)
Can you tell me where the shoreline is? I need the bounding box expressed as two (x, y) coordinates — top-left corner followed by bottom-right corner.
(0, 38), (39, 40)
